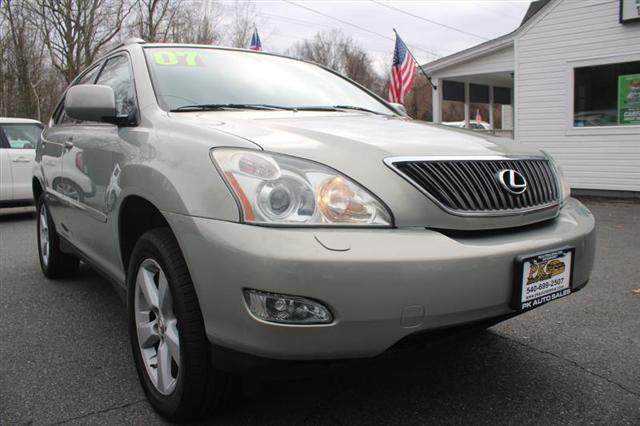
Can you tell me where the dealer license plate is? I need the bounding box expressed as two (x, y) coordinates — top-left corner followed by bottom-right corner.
(513, 248), (574, 311)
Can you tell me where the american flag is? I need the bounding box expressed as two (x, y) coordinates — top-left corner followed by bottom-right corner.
(249, 29), (262, 51)
(388, 32), (417, 104)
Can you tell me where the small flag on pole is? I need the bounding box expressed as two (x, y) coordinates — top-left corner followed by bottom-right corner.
(249, 28), (262, 51)
(388, 32), (417, 105)
(475, 109), (483, 123)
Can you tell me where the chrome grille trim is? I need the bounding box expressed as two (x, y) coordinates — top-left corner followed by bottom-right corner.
(384, 155), (560, 217)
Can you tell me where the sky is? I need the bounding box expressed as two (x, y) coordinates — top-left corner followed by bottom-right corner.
(237, 0), (533, 74)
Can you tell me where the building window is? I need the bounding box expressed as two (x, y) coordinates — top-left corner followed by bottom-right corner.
(492, 87), (512, 130)
(469, 84), (490, 129)
(443, 80), (464, 102)
(574, 61), (640, 127)
(442, 80), (465, 124)
(493, 87), (511, 105)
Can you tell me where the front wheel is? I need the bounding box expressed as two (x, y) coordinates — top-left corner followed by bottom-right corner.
(37, 195), (79, 278)
(127, 228), (226, 422)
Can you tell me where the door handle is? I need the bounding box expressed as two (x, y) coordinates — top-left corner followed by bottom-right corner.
(64, 140), (74, 150)
(12, 157), (31, 163)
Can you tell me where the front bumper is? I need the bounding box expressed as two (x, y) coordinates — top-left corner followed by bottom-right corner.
(164, 198), (595, 361)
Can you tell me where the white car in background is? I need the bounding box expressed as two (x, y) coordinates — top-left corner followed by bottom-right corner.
(0, 118), (42, 207)
(442, 120), (491, 130)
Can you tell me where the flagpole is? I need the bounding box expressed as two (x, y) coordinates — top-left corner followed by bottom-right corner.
(393, 29), (437, 90)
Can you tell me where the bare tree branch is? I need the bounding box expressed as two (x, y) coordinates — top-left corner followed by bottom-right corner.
(288, 29), (385, 96)
(30, 0), (133, 83)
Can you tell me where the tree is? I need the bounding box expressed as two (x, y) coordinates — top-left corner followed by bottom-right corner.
(403, 74), (433, 121)
(226, 0), (258, 48)
(167, 2), (222, 44)
(0, 0), (433, 122)
(131, 0), (179, 42)
(288, 30), (385, 95)
(0, 0), (55, 120)
(0, 6), (13, 116)
(31, 0), (133, 83)
(129, 0), (223, 45)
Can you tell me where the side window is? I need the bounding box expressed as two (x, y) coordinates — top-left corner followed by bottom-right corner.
(1, 125), (42, 149)
(51, 101), (64, 125)
(96, 55), (136, 117)
(53, 101), (76, 125)
(52, 63), (102, 125)
(58, 109), (75, 125)
(0, 128), (8, 148)
(77, 65), (101, 85)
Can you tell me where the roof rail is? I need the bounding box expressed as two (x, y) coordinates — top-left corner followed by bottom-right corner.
(125, 37), (146, 46)
(106, 38), (146, 54)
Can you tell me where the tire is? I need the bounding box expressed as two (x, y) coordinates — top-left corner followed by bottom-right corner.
(37, 195), (80, 278)
(127, 227), (226, 422)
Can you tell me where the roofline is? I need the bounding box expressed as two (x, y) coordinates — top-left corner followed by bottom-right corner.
(421, 32), (515, 74)
(0, 117), (43, 124)
(420, 0), (556, 74)
(96, 41), (315, 68)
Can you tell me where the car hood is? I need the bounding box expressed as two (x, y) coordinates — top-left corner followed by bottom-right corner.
(171, 110), (535, 159)
(169, 111), (555, 230)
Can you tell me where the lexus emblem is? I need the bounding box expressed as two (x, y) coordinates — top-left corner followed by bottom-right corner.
(497, 169), (527, 195)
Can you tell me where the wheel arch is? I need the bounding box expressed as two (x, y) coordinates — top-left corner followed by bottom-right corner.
(118, 194), (174, 272)
(32, 177), (44, 204)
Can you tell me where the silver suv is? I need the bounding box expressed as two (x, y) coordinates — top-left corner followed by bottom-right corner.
(33, 39), (595, 421)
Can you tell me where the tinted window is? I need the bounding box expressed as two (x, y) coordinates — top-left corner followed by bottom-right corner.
(469, 84), (489, 103)
(144, 48), (393, 114)
(1, 124), (41, 149)
(493, 87), (511, 105)
(96, 55), (136, 117)
(443, 81), (465, 102)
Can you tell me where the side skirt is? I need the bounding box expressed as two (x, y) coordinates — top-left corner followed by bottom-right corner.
(59, 236), (127, 302)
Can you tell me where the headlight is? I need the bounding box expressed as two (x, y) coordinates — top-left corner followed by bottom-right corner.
(543, 151), (571, 204)
(211, 148), (392, 226)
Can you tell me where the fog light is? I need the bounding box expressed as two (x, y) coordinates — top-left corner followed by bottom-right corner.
(243, 289), (333, 324)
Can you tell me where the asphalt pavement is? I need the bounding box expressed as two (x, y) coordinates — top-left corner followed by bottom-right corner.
(1, 199), (639, 425)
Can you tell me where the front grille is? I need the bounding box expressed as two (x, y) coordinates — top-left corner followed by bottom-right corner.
(389, 158), (559, 214)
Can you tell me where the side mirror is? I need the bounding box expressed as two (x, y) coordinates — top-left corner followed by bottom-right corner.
(389, 102), (409, 117)
(65, 85), (117, 123)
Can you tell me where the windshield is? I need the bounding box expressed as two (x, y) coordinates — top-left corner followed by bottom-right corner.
(144, 47), (394, 115)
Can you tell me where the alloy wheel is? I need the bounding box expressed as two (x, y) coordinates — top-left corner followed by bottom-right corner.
(39, 206), (50, 266)
(57, 181), (81, 201)
(134, 258), (181, 395)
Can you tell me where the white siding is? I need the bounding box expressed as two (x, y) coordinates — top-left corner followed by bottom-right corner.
(516, 0), (640, 192)
(432, 45), (514, 78)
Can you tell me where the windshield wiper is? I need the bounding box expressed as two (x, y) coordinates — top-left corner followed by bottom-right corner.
(333, 105), (390, 115)
(170, 103), (292, 112)
(170, 103), (390, 115)
(293, 105), (388, 115)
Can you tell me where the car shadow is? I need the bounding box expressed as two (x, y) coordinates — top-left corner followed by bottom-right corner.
(210, 327), (606, 424)
(14, 231), (627, 424)
(44, 265), (609, 424)
(0, 207), (36, 222)
(22, 258), (632, 424)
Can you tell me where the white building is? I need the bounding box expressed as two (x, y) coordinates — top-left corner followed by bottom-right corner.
(422, 0), (640, 195)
